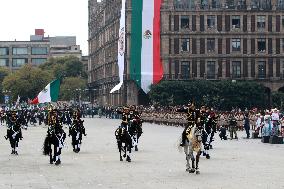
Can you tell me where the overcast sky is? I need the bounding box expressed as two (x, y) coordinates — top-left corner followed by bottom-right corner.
(0, 0), (89, 55)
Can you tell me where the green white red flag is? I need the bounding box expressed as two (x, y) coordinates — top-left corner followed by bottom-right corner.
(130, 0), (164, 93)
(31, 79), (60, 104)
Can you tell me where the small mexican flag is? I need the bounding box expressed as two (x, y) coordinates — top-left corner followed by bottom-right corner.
(31, 79), (60, 104)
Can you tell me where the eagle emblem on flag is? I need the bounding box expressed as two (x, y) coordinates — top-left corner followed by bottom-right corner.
(143, 30), (152, 39)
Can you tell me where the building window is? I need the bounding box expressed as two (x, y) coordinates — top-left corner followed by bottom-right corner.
(207, 61), (216, 79)
(207, 16), (216, 28)
(257, 16), (266, 30)
(0, 47), (9, 55)
(232, 38), (241, 51)
(31, 58), (47, 65)
(12, 47), (28, 55)
(232, 61), (241, 78)
(201, 0), (209, 10)
(207, 38), (215, 52)
(31, 47), (48, 55)
(0, 59), (9, 67)
(12, 58), (27, 67)
(277, 0), (284, 10)
(282, 39), (284, 51)
(258, 39), (266, 52)
(232, 16), (241, 29)
(181, 38), (190, 52)
(282, 16), (284, 28)
(181, 61), (190, 79)
(237, 0), (247, 9)
(181, 16), (190, 29)
(258, 61), (266, 78)
(251, 0), (272, 10)
(226, 0), (235, 9)
(174, 0), (195, 9)
(212, 0), (221, 9)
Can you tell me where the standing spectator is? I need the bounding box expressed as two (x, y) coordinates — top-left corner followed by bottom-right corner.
(244, 113), (250, 138)
(229, 113), (238, 140)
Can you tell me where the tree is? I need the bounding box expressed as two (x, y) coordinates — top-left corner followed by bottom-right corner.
(2, 64), (53, 102)
(59, 77), (87, 101)
(272, 92), (284, 110)
(40, 56), (86, 78)
(149, 80), (268, 110)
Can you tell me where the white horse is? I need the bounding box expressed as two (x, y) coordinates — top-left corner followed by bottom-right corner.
(179, 125), (203, 174)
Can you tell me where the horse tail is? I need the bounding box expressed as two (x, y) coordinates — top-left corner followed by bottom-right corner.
(43, 136), (50, 155)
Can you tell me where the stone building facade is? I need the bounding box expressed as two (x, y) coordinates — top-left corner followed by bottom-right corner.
(88, 0), (284, 106)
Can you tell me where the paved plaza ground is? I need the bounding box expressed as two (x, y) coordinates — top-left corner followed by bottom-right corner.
(0, 118), (283, 189)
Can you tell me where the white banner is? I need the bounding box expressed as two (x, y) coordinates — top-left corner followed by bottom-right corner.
(110, 0), (126, 93)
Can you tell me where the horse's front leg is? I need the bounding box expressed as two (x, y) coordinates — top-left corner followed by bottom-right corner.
(118, 141), (123, 161)
(126, 144), (131, 162)
(49, 146), (53, 164)
(185, 153), (191, 172)
(132, 134), (138, 151)
(195, 151), (201, 174)
(14, 140), (19, 155)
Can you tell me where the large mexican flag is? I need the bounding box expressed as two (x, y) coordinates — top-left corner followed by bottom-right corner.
(31, 79), (60, 104)
(130, 0), (164, 93)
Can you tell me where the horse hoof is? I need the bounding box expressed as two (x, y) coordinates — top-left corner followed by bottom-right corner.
(126, 156), (131, 162)
(120, 158), (123, 161)
(50, 161), (53, 164)
(123, 154), (126, 158)
(210, 146), (213, 149)
(135, 146), (138, 151)
(206, 155), (210, 159)
(196, 170), (200, 174)
(202, 152), (206, 156)
(14, 152), (18, 155)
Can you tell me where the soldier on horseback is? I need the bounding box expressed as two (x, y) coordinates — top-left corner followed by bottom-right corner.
(43, 108), (66, 165)
(5, 110), (23, 155)
(177, 101), (203, 174)
(129, 105), (143, 151)
(201, 106), (212, 159)
(177, 101), (199, 147)
(115, 106), (133, 162)
(69, 110), (87, 153)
